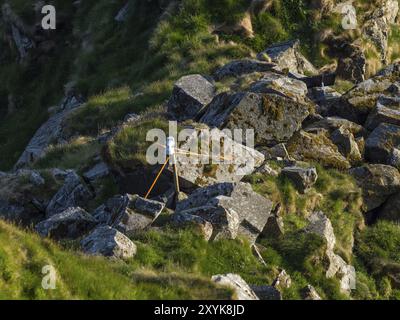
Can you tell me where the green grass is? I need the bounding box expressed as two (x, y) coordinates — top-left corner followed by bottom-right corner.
(33, 137), (101, 172)
(0, 220), (236, 299)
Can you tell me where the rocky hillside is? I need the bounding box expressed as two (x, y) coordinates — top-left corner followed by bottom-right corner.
(1, 0), (400, 300)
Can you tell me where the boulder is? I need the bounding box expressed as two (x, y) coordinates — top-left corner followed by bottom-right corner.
(262, 143), (291, 161)
(305, 117), (367, 138)
(167, 74), (215, 121)
(35, 207), (97, 240)
(46, 171), (93, 217)
(336, 49), (366, 83)
(350, 164), (400, 212)
(176, 182), (273, 243)
(302, 285), (322, 300)
(81, 226), (137, 259)
(93, 194), (165, 236)
(365, 123), (400, 165)
(305, 211), (355, 294)
(281, 166), (318, 193)
(214, 59), (276, 81)
(287, 130), (351, 169)
(211, 273), (259, 300)
(365, 96), (400, 131)
(249, 72), (308, 102)
(14, 91), (84, 169)
(83, 161), (110, 181)
(174, 126), (264, 189)
(257, 40), (317, 75)
(199, 92), (312, 146)
(363, 0), (399, 63)
(176, 205), (239, 241)
(251, 285), (282, 300)
(0, 170), (63, 226)
(331, 127), (362, 162)
(170, 212), (213, 241)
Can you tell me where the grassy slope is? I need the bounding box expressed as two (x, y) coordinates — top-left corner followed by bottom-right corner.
(0, 220), (236, 300)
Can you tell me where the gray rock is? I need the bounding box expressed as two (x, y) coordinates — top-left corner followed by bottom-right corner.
(350, 164), (400, 212)
(363, 0), (399, 63)
(46, 171), (93, 217)
(302, 285), (322, 300)
(305, 117), (367, 137)
(211, 274), (259, 300)
(331, 127), (362, 162)
(305, 211), (355, 294)
(257, 40), (317, 75)
(167, 74), (215, 121)
(287, 130), (351, 170)
(263, 143), (291, 161)
(93, 194), (165, 236)
(35, 207), (97, 240)
(336, 49), (366, 83)
(176, 182), (273, 243)
(199, 92), (311, 147)
(249, 72), (308, 102)
(365, 123), (400, 164)
(261, 211), (284, 237)
(251, 285), (282, 300)
(377, 61), (400, 77)
(83, 161), (110, 181)
(81, 226), (137, 259)
(365, 96), (400, 131)
(171, 212), (213, 241)
(14, 93), (84, 169)
(176, 205), (240, 241)
(281, 166), (318, 193)
(214, 59), (276, 81)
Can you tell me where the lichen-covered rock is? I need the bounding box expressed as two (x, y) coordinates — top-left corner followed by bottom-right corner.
(167, 74), (215, 121)
(81, 226), (137, 259)
(46, 171), (93, 217)
(176, 206), (239, 241)
(176, 182), (273, 243)
(281, 166), (318, 193)
(331, 127), (362, 162)
(214, 59), (276, 81)
(305, 211), (355, 294)
(365, 96), (400, 131)
(249, 72), (308, 102)
(305, 117), (367, 138)
(211, 273), (259, 300)
(35, 207), (97, 240)
(257, 40), (317, 75)
(287, 130), (351, 169)
(350, 164), (400, 212)
(365, 123), (400, 165)
(93, 194), (165, 236)
(199, 92), (312, 146)
(363, 0), (399, 63)
(170, 212), (214, 241)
